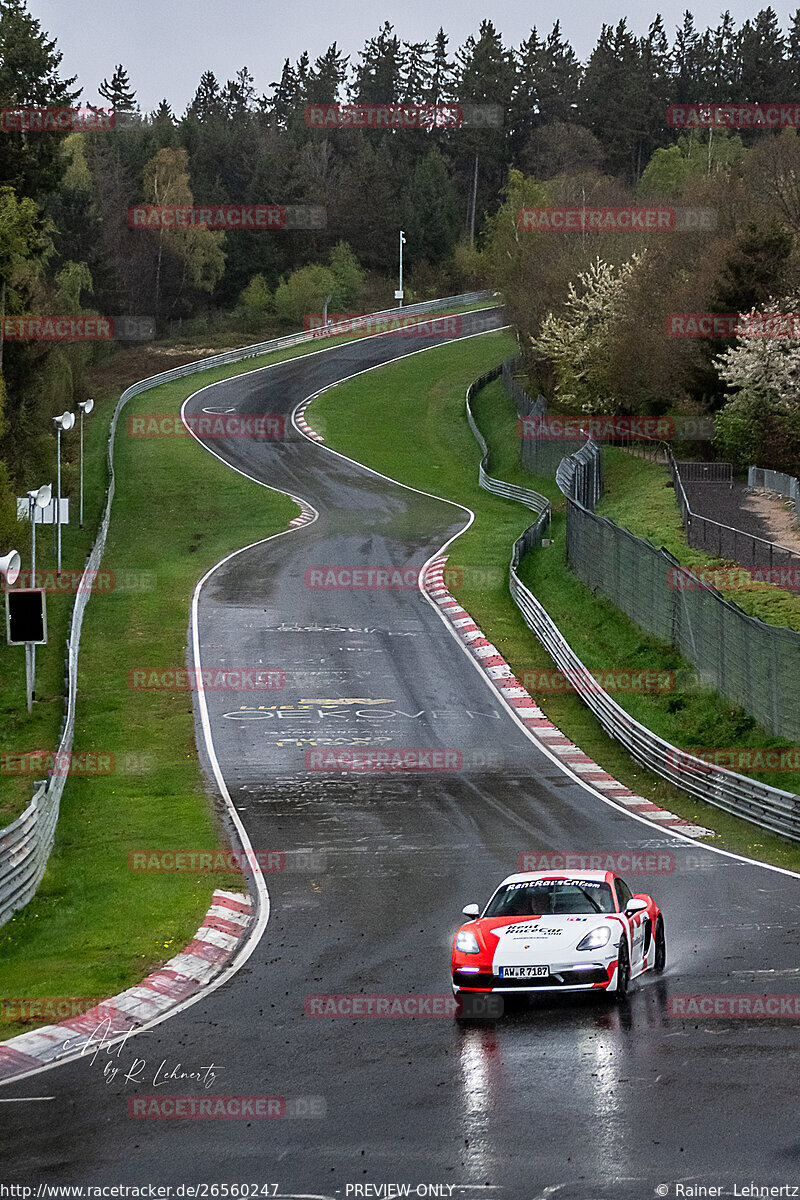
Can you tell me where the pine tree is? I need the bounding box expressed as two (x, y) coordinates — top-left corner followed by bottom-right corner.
(513, 26), (545, 140)
(455, 22), (515, 240)
(295, 52), (311, 103)
(403, 149), (459, 262)
(672, 12), (704, 104)
(221, 67), (256, 118)
(581, 21), (648, 179)
(308, 43), (349, 105)
(539, 22), (581, 125)
(98, 64), (136, 110)
(738, 9), (787, 100)
(335, 140), (403, 268)
(0, 0), (80, 198)
(269, 60), (300, 128)
(351, 22), (405, 104)
(788, 10), (800, 99)
(184, 70), (223, 122)
(151, 99), (173, 126)
(705, 11), (739, 99)
(327, 241), (364, 305)
(401, 40), (432, 105)
(428, 29), (456, 106)
(640, 15), (673, 159)
(457, 20), (516, 108)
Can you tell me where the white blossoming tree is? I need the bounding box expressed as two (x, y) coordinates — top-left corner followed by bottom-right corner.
(715, 297), (800, 401)
(529, 253), (647, 414)
(713, 296), (800, 473)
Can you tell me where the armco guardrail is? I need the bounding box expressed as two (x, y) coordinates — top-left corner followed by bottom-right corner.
(0, 291), (495, 928)
(468, 364), (800, 843)
(0, 781), (49, 926)
(749, 466), (800, 528)
(466, 366), (550, 519)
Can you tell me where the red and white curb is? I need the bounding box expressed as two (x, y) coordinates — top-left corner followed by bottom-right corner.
(294, 400), (324, 443)
(0, 890), (252, 1083)
(423, 556), (714, 839)
(288, 495), (317, 528)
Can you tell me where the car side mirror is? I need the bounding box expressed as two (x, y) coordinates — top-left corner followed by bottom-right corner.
(625, 898), (648, 916)
(462, 903), (480, 918)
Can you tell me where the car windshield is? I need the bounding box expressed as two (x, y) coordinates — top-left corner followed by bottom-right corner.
(483, 878), (616, 917)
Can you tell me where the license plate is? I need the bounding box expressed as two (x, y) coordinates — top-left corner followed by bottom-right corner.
(500, 965), (549, 979)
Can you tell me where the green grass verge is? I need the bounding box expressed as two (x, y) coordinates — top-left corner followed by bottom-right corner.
(598, 448), (800, 632)
(309, 345), (800, 875)
(0, 400), (113, 825)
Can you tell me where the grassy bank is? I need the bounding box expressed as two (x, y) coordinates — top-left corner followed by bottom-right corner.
(0, 396), (114, 825)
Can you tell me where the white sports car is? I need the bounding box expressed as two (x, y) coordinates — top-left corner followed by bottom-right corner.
(451, 869), (665, 1001)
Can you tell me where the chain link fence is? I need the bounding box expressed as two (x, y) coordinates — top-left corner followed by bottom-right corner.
(749, 466), (800, 529)
(504, 357), (587, 478)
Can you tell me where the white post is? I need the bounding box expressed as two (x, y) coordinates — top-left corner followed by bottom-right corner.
(25, 642), (33, 714)
(79, 408), (84, 528)
(29, 494), (36, 708)
(53, 412), (74, 576)
(56, 425), (62, 576)
(398, 230), (406, 308)
(78, 399), (94, 528)
(29, 494), (36, 582)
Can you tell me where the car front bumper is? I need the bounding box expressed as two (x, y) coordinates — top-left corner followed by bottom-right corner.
(452, 963), (615, 992)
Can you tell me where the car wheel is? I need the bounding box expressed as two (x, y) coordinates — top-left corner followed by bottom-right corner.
(654, 917), (666, 973)
(615, 936), (631, 1000)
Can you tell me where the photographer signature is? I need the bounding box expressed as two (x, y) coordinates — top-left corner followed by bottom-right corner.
(61, 1016), (221, 1088)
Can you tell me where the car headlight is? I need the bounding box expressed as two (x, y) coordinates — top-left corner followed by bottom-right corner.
(456, 929), (480, 954)
(576, 925), (612, 951)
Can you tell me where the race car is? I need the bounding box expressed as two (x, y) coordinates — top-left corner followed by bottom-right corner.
(451, 869), (665, 1001)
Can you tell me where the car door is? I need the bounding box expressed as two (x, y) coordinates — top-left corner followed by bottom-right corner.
(614, 875), (646, 973)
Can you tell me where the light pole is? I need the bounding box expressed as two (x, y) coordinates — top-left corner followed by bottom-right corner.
(397, 230), (406, 308)
(25, 484), (51, 712)
(77, 399), (94, 528)
(52, 412), (75, 576)
(27, 483), (51, 588)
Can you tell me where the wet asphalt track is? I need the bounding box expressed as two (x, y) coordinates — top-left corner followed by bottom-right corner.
(3, 309), (800, 1198)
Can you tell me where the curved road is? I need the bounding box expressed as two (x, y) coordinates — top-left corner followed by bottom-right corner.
(3, 309), (800, 1198)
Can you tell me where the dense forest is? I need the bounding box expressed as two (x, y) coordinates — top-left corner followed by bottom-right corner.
(1, 0), (800, 547)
